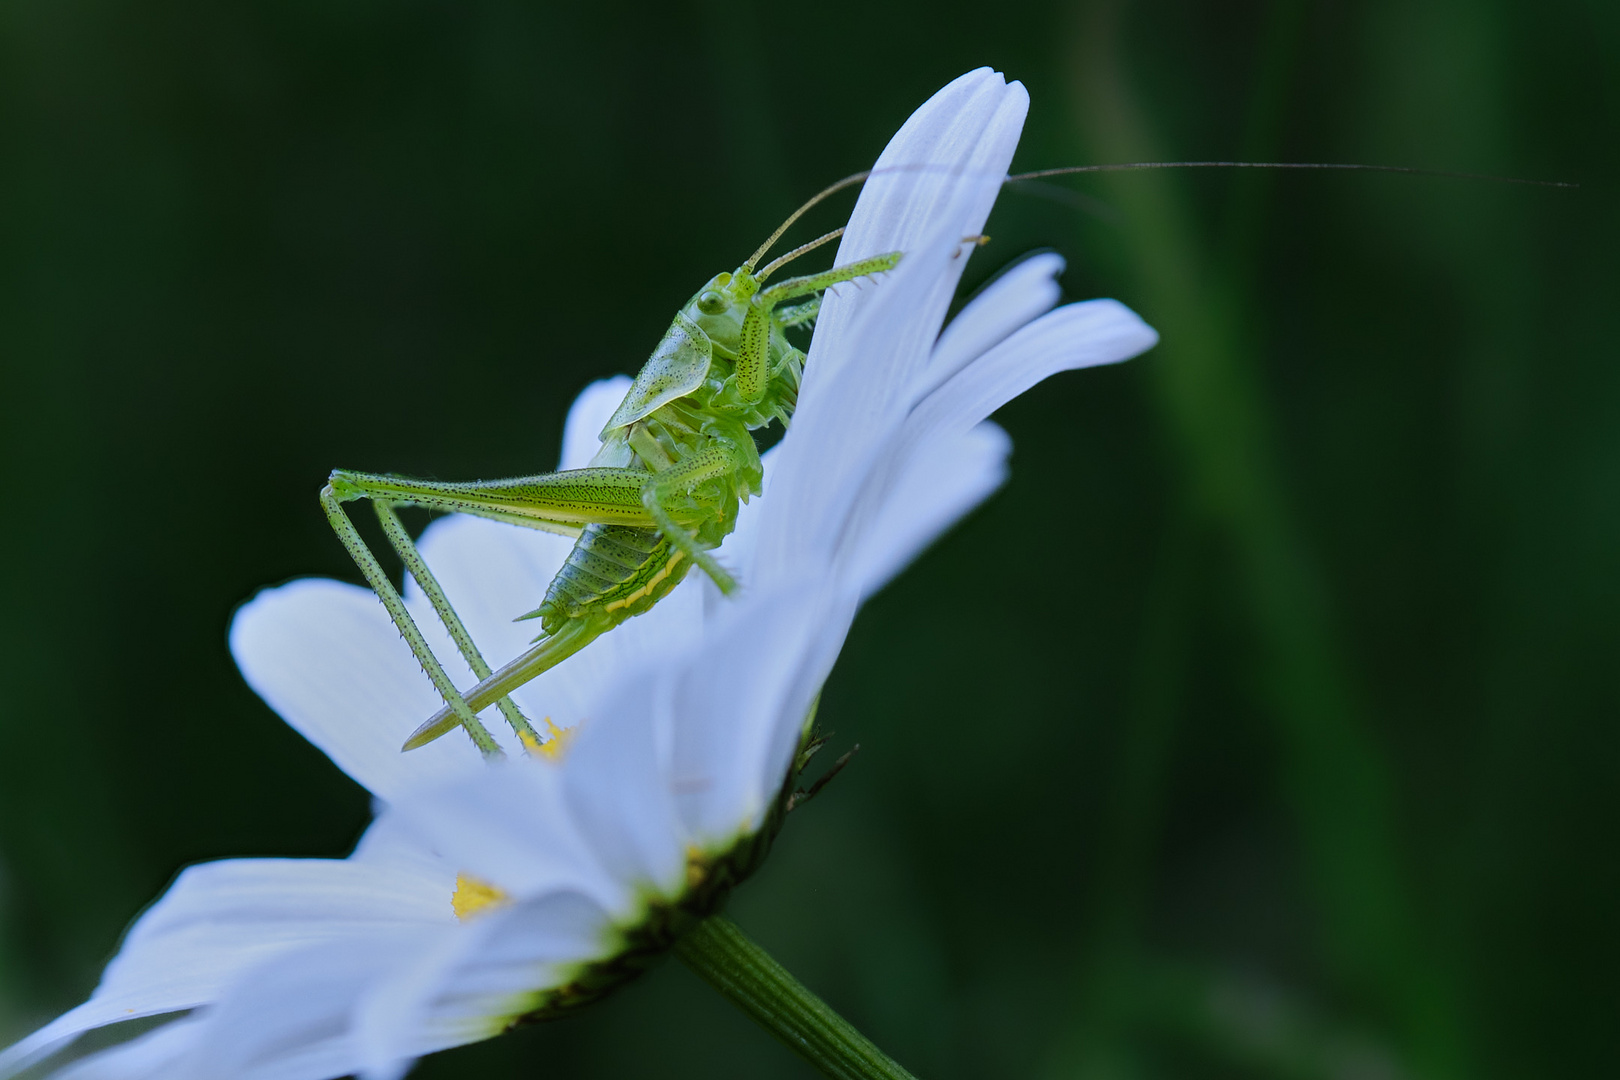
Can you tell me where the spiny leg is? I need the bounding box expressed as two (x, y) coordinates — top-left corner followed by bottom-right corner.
(321, 484), (502, 758)
(372, 502), (542, 746)
(758, 251), (903, 306)
(402, 617), (603, 751)
(642, 493), (735, 596)
(734, 251), (904, 402)
(775, 296), (820, 329)
(330, 461), (734, 595)
(328, 466), (650, 530)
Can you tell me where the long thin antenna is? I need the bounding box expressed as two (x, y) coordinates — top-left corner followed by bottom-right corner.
(1008, 162), (1577, 189)
(757, 228), (846, 282)
(745, 171), (871, 271)
(738, 161), (1572, 279)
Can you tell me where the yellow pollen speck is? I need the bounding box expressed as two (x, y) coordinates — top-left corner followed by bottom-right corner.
(685, 844), (709, 890)
(451, 873), (509, 921)
(520, 717), (577, 760)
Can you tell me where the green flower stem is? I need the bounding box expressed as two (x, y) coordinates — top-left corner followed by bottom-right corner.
(674, 916), (919, 1080)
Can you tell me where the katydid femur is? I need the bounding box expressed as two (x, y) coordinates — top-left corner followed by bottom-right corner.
(323, 174), (900, 757)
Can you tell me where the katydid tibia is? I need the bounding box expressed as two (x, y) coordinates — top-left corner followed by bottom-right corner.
(323, 173), (900, 757)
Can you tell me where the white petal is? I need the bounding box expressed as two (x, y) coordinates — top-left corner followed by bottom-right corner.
(381, 762), (626, 914)
(758, 69), (1030, 586)
(809, 68), (1029, 395)
(924, 251), (1066, 400)
(558, 376), (632, 470)
(350, 920), (484, 1080)
(818, 299), (1153, 595)
(117, 858), (450, 959)
(51, 1016), (204, 1080)
(353, 891), (613, 1078)
(418, 888), (607, 1007)
(63, 891), (612, 1080)
(754, 229), (966, 589)
(840, 422), (1012, 596)
(350, 814), (454, 880)
(559, 685), (686, 897)
(0, 859), (447, 1079)
(908, 298), (1158, 440)
(810, 255), (1062, 592)
(875, 300), (1157, 535)
(651, 586), (855, 843)
(172, 930), (466, 1080)
(230, 579), (496, 801)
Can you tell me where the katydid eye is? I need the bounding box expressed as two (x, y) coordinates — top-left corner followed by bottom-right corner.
(697, 291), (727, 315)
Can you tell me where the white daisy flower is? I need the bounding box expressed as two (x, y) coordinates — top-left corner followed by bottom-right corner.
(0, 67), (1157, 1080)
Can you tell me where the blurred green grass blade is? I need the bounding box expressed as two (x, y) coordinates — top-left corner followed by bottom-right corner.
(1058, 4), (1468, 1076)
(1046, 515), (1200, 1079)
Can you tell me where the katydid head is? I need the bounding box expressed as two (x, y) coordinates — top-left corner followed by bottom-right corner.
(685, 270), (753, 341)
(596, 263), (774, 436)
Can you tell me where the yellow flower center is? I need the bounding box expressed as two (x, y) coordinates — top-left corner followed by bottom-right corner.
(451, 873), (510, 921)
(518, 717), (576, 760)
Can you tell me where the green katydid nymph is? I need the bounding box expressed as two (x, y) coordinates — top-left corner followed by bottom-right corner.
(322, 173), (902, 757)
(321, 159), (1570, 759)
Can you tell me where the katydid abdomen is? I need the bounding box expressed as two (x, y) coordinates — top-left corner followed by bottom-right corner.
(532, 523), (690, 633)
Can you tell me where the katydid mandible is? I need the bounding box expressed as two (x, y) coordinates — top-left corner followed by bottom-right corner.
(322, 175), (901, 757)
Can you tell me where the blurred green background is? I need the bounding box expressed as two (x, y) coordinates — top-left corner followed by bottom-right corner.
(0, 0), (1613, 1077)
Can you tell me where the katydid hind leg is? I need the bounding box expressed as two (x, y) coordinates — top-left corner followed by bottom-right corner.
(320, 484), (503, 758)
(372, 501), (542, 745)
(327, 466), (664, 532)
(403, 617), (605, 750)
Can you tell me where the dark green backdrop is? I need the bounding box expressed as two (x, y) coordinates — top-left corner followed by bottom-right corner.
(1, 0), (1613, 1077)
